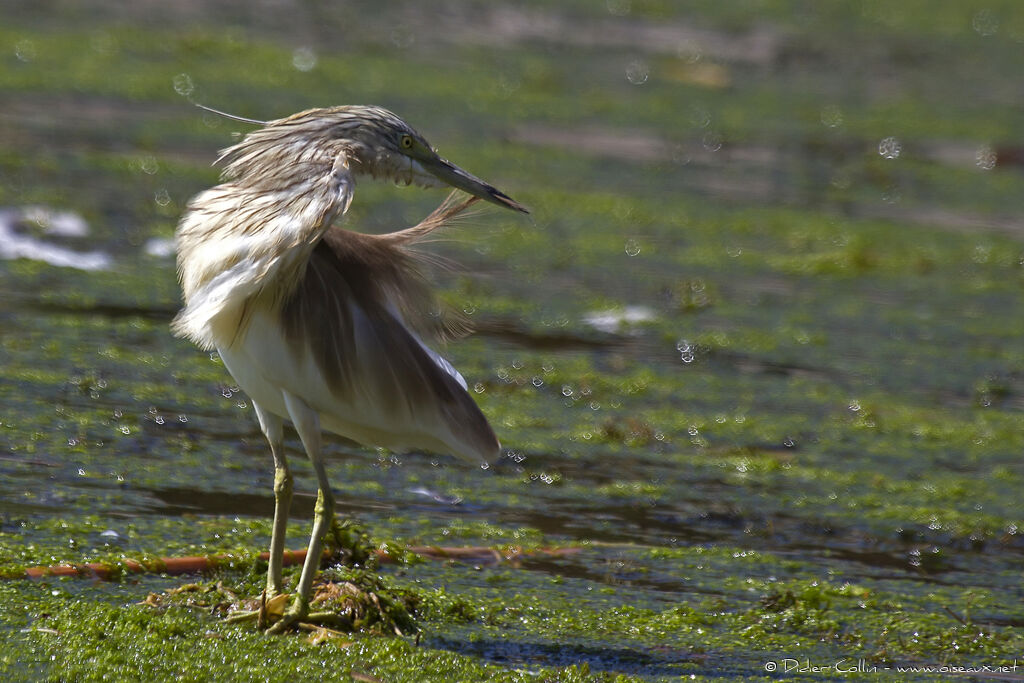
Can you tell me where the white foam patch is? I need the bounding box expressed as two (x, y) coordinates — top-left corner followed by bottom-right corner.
(143, 237), (176, 258)
(582, 305), (657, 333)
(0, 207), (112, 271)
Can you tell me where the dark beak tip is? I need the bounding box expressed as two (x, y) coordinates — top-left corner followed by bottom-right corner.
(505, 199), (530, 214)
(491, 189), (529, 214)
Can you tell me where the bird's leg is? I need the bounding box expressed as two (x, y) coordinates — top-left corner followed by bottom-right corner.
(224, 403), (293, 629)
(267, 390), (334, 634)
(253, 402), (291, 598)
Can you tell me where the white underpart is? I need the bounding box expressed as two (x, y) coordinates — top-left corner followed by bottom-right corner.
(218, 305), (482, 460)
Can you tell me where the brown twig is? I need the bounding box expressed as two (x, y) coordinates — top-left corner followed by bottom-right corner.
(21, 545), (581, 581)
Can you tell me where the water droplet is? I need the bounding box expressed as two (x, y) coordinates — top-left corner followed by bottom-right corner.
(77, 468), (86, 476)
(698, 128), (721, 151)
(606, 0), (630, 15)
(14, 39), (36, 62)
(670, 143), (691, 165)
(496, 73), (521, 97)
(975, 144), (997, 170)
(972, 9), (999, 36)
(531, 376), (544, 387)
(292, 46), (317, 72)
(783, 437), (795, 448)
(624, 238), (641, 256)
(688, 106), (712, 129)
(480, 462), (490, 470)
(154, 188), (171, 206)
(138, 156), (158, 175)
(90, 32), (116, 55)
(390, 26), (414, 48)
(473, 382), (485, 394)
(676, 339), (695, 364)
(561, 385), (573, 397)
(820, 104), (843, 128)
(830, 172), (852, 190)
(154, 416), (165, 425)
(119, 426), (130, 435)
(677, 40), (703, 63)
(173, 73), (194, 97)
(878, 136), (901, 159)
(972, 243), (992, 263)
(625, 60), (649, 85)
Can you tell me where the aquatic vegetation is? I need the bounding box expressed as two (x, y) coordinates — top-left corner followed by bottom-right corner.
(1, 1), (1023, 680)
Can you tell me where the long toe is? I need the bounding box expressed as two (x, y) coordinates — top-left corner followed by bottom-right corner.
(265, 599), (309, 635)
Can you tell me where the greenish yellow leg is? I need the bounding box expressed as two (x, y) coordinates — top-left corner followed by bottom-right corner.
(267, 390), (334, 634)
(253, 402), (291, 598)
(266, 446), (293, 596)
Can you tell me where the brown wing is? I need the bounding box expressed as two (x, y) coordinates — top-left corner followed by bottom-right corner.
(277, 195), (498, 460)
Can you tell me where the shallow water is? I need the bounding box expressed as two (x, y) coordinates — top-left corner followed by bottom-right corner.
(1, 2), (1023, 680)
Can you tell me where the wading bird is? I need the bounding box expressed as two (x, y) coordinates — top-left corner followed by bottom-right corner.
(173, 105), (527, 632)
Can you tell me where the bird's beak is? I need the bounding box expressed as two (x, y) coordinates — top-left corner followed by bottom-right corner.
(422, 156), (529, 214)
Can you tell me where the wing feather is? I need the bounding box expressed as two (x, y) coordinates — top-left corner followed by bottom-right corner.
(275, 194), (499, 460)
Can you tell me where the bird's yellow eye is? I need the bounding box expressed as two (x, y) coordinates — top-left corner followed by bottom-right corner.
(400, 134), (414, 150)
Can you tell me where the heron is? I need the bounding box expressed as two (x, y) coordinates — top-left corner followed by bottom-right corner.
(173, 105), (527, 632)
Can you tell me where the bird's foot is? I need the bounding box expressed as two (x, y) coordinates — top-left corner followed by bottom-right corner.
(225, 589), (291, 628)
(264, 607), (305, 634)
(264, 601), (348, 634)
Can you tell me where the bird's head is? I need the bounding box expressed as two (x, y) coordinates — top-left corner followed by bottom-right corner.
(214, 105), (528, 214)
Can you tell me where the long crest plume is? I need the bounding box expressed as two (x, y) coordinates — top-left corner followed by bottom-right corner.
(378, 191), (482, 246)
(195, 103), (268, 126)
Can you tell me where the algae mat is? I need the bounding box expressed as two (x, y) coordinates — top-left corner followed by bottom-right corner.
(0, 2), (1022, 681)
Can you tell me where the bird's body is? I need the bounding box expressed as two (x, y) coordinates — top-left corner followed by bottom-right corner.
(173, 105), (526, 631)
